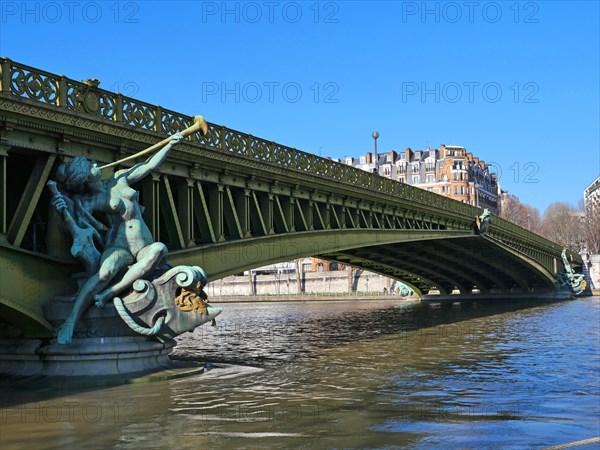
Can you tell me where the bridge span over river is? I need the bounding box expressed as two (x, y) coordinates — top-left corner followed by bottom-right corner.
(0, 58), (585, 338)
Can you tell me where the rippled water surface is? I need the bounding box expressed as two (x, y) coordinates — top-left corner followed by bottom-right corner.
(2, 297), (599, 449)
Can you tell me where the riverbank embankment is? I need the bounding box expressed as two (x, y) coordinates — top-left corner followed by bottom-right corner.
(205, 270), (412, 298)
(209, 294), (419, 303)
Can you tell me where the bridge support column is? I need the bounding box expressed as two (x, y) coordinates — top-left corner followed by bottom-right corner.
(239, 189), (252, 238)
(178, 179), (196, 247)
(142, 172), (162, 241)
(261, 193), (275, 235)
(6, 153), (55, 247)
(210, 184), (225, 242)
(0, 144), (8, 235)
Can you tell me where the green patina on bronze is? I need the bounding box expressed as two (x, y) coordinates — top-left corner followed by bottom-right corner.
(0, 58), (586, 337)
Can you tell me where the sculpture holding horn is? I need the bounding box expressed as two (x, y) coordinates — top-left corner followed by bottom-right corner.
(48, 116), (208, 344)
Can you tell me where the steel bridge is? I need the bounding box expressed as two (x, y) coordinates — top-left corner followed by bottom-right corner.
(0, 58), (584, 338)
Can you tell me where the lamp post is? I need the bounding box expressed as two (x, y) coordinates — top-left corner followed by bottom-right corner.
(372, 131), (379, 174)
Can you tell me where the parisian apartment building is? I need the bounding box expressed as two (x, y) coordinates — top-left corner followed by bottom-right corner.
(584, 176), (600, 213)
(338, 144), (501, 214)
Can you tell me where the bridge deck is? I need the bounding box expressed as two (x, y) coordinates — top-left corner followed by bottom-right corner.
(0, 58), (583, 337)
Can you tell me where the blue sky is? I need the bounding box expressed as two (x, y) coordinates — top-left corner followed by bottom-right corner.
(1, 1), (598, 212)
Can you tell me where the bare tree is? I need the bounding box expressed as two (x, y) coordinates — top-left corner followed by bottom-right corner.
(579, 199), (600, 253)
(499, 194), (541, 232)
(539, 202), (584, 252)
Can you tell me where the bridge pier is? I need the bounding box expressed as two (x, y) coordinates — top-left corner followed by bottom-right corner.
(0, 337), (176, 378)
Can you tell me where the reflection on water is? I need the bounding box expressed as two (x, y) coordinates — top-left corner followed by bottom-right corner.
(1, 298), (599, 449)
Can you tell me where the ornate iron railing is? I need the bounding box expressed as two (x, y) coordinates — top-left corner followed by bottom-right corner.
(0, 58), (571, 257)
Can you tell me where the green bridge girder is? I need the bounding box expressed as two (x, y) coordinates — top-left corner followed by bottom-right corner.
(0, 58), (583, 337)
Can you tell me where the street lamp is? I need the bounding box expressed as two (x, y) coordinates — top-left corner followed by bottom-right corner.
(372, 131), (379, 174)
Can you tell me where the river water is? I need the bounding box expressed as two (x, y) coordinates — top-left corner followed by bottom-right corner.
(1, 297), (599, 449)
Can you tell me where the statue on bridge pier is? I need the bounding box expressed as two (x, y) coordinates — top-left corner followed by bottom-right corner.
(559, 249), (587, 296)
(475, 208), (492, 236)
(47, 116), (220, 345)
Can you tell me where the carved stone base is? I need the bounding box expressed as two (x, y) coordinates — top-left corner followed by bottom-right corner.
(44, 296), (142, 339)
(0, 337), (177, 377)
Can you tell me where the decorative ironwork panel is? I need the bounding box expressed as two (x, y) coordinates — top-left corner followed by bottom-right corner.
(162, 109), (189, 137)
(65, 80), (117, 120)
(198, 122), (220, 149)
(223, 129), (246, 155)
(358, 171), (372, 188)
(296, 153), (313, 172)
(122, 98), (155, 130)
(9, 63), (60, 105)
(346, 168), (359, 185)
(249, 137), (270, 161)
(314, 158), (330, 177)
(328, 163), (343, 180)
(372, 176), (385, 192)
(272, 144), (292, 166)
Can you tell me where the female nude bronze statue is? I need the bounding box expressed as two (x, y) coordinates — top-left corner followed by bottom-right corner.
(51, 133), (183, 344)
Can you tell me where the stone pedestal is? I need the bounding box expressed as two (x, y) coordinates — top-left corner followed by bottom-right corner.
(0, 265), (221, 378)
(0, 337), (176, 378)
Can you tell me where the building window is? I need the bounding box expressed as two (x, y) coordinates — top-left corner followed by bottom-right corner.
(454, 187), (458, 195)
(461, 186), (464, 195)
(412, 175), (419, 184)
(453, 173), (457, 181)
(399, 176), (405, 183)
(427, 175), (434, 183)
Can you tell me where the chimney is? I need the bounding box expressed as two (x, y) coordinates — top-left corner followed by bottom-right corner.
(366, 152), (372, 164)
(405, 147), (413, 162)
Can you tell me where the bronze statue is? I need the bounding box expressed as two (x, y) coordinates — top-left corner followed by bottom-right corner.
(49, 117), (209, 344)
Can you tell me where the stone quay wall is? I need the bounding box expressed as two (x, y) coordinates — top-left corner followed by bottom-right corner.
(206, 270), (399, 297)
(583, 254), (600, 294)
